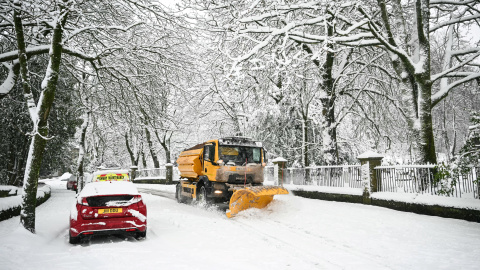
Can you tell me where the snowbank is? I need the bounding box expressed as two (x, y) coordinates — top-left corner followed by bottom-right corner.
(372, 192), (480, 211)
(285, 184), (363, 196)
(0, 185), (19, 197)
(0, 185), (51, 221)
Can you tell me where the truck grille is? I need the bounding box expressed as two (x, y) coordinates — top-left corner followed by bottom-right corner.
(228, 174), (253, 184)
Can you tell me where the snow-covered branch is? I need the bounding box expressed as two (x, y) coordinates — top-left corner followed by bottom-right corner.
(432, 72), (480, 106)
(431, 51), (480, 82)
(430, 14), (480, 32)
(0, 62), (17, 98)
(64, 22), (145, 43)
(430, 0), (477, 5)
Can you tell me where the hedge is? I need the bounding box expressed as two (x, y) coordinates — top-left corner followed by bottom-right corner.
(0, 186), (51, 222)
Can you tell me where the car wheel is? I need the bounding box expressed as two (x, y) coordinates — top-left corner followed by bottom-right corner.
(69, 233), (80, 244)
(135, 230), (146, 240)
(176, 183), (186, 203)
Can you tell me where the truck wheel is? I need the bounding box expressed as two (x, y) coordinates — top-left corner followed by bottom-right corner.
(197, 186), (209, 205)
(176, 183), (186, 203)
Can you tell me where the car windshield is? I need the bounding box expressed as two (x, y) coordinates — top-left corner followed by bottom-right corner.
(219, 145), (262, 165)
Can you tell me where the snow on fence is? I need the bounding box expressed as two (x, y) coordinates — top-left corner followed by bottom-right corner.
(266, 164), (479, 199)
(136, 163), (479, 199)
(265, 165), (363, 188)
(375, 165), (479, 199)
(134, 167), (180, 181)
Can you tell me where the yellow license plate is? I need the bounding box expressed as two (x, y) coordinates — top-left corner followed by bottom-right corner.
(98, 208), (122, 214)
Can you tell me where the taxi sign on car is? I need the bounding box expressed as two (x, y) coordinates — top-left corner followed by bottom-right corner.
(91, 169), (130, 182)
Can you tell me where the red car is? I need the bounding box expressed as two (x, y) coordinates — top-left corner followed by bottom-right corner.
(69, 181), (147, 244)
(66, 175), (77, 191)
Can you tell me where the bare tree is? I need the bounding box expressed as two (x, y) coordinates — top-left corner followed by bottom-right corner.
(0, 0), (190, 232)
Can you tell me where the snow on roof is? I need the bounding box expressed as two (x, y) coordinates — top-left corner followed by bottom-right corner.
(92, 169), (130, 176)
(58, 172), (72, 180)
(78, 181), (139, 200)
(272, 157), (287, 162)
(357, 151), (384, 159)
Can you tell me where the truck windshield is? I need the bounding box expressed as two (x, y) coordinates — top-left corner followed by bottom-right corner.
(219, 146), (262, 165)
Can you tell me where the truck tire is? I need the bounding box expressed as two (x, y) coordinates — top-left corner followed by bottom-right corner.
(197, 186), (210, 205)
(176, 183), (186, 203)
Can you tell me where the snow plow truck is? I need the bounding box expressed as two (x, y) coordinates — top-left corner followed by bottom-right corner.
(175, 137), (288, 218)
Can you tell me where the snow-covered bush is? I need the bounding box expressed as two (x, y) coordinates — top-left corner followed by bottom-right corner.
(0, 185), (51, 222)
(433, 162), (478, 198)
(433, 164), (457, 197)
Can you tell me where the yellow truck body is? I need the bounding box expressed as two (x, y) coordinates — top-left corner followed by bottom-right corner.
(175, 137), (288, 218)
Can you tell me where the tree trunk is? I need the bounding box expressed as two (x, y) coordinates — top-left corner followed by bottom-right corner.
(16, 3), (68, 232)
(6, 143), (16, 185)
(320, 18), (339, 165)
(299, 17), (339, 165)
(373, 0), (437, 164)
(302, 115), (308, 168)
(125, 132), (138, 166)
(417, 81), (437, 164)
(76, 110), (90, 192)
(321, 98), (339, 165)
(13, 137), (29, 186)
(21, 134), (48, 232)
(141, 149), (147, 169)
(145, 128), (160, 168)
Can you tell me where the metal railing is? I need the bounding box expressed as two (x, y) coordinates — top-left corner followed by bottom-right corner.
(264, 165), (362, 188)
(136, 163), (479, 199)
(375, 165), (479, 198)
(134, 167), (180, 181)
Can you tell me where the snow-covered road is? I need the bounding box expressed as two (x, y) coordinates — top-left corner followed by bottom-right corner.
(1, 179), (479, 270)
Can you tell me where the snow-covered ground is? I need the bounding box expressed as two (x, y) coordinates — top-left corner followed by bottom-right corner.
(282, 184), (480, 210)
(1, 179), (480, 269)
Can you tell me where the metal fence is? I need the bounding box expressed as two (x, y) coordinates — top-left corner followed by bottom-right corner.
(264, 166), (275, 183)
(264, 165), (363, 188)
(136, 163), (479, 199)
(375, 165), (479, 198)
(134, 167), (180, 181)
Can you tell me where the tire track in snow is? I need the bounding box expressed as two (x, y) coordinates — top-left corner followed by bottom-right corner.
(137, 188), (176, 200)
(259, 218), (393, 269)
(232, 219), (343, 269)
(138, 187), (391, 268)
(232, 216), (394, 269)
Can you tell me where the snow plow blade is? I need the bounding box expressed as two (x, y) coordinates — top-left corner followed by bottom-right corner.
(226, 186), (289, 218)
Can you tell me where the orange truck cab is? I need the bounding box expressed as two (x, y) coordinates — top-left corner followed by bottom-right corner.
(176, 137), (288, 217)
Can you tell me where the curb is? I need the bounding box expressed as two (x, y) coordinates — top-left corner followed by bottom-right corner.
(291, 190), (480, 223)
